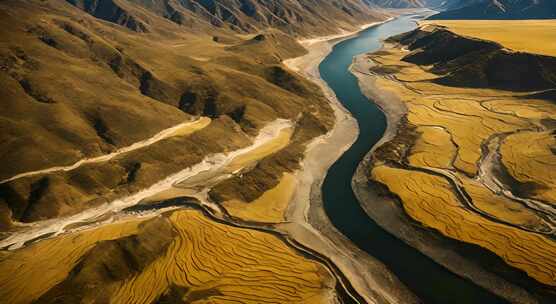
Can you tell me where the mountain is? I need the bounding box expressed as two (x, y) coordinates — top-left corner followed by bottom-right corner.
(365, 0), (425, 8)
(67, 0), (386, 37)
(0, 0), (388, 227)
(363, 0), (456, 9)
(429, 0), (556, 19)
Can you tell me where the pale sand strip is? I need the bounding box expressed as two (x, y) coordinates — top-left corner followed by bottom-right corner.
(0, 117), (211, 185)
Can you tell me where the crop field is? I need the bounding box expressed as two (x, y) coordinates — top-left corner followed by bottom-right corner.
(112, 210), (333, 303)
(0, 209), (333, 303)
(408, 126), (457, 170)
(372, 165), (556, 286)
(0, 218), (144, 303)
(224, 173), (297, 223)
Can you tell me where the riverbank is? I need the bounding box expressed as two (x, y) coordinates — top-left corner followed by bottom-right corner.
(282, 19), (419, 304)
(350, 42), (549, 303)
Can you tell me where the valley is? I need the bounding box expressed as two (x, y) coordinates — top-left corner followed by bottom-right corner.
(1, 0), (556, 303)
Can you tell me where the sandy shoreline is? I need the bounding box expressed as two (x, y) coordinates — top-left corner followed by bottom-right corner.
(350, 51), (540, 304)
(281, 19), (419, 304)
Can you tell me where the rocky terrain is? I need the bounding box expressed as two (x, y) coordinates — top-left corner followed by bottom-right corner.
(352, 22), (556, 302)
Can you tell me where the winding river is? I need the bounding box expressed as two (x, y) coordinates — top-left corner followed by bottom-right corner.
(319, 14), (508, 304)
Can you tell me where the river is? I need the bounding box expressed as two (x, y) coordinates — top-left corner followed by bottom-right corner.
(319, 14), (508, 304)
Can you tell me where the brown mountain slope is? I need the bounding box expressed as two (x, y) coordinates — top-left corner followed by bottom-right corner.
(0, 1), (386, 303)
(0, 0), (385, 227)
(66, 0), (387, 36)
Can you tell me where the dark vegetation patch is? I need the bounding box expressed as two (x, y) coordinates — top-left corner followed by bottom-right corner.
(178, 84), (219, 118)
(139, 70), (179, 104)
(263, 65), (310, 97)
(90, 115), (116, 146)
(18, 78), (55, 103)
(123, 197), (198, 213)
(27, 25), (60, 49)
(371, 116), (418, 165)
(66, 0), (149, 32)
(122, 162), (142, 184)
(155, 284), (190, 304)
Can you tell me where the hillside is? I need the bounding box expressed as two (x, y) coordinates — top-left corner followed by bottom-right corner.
(393, 26), (556, 91)
(429, 0), (556, 19)
(365, 0), (424, 8)
(67, 0), (387, 37)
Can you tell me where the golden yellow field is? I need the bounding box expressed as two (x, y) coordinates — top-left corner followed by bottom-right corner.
(500, 131), (556, 203)
(224, 173), (297, 223)
(408, 126), (456, 170)
(421, 20), (556, 57)
(0, 218), (143, 303)
(372, 165), (556, 286)
(226, 126), (293, 173)
(113, 210), (333, 304)
(0, 209), (333, 303)
(169, 117), (212, 137)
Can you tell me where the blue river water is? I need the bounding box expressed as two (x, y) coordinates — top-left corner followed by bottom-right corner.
(319, 14), (508, 304)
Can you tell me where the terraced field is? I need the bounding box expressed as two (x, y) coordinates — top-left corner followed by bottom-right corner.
(113, 210), (334, 303)
(371, 166), (556, 285)
(0, 217), (144, 303)
(356, 25), (556, 289)
(0, 209), (335, 303)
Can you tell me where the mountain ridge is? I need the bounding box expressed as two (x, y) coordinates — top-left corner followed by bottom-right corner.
(429, 0), (556, 19)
